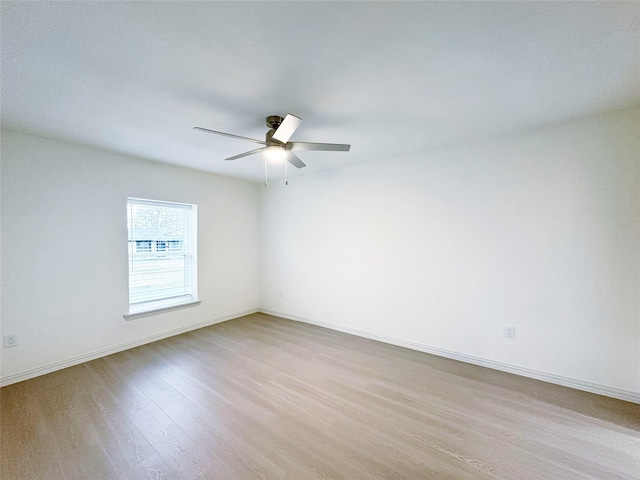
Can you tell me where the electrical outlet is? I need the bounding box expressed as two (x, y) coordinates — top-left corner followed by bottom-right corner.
(3, 334), (18, 348)
(503, 325), (516, 339)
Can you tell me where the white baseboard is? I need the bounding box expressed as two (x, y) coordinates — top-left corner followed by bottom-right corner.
(0, 308), (259, 387)
(260, 308), (640, 405)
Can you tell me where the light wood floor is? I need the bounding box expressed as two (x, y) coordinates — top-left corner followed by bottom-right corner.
(1, 313), (639, 479)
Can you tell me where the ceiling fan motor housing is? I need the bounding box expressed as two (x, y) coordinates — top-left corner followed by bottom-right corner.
(265, 115), (285, 130)
(265, 116), (286, 146)
(265, 129), (283, 146)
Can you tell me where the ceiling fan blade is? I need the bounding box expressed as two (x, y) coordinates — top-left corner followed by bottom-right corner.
(194, 127), (266, 145)
(226, 147), (267, 161)
(287, 152), (306, 169)
(286, 141), (351, 152)
(272, 114), (302, 144)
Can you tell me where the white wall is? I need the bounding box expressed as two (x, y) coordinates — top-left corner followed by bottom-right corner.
(3, 109), (638, 401)
(259, 108), (640, 401)
(1, 131), (260, 384)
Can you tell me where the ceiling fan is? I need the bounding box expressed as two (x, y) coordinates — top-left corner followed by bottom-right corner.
(194, 114), (350, 185)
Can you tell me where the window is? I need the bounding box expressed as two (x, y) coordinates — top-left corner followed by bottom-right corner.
(126, 198), (198, 317)
(136, 240), (152, 253)
(167, 240), (183, 252)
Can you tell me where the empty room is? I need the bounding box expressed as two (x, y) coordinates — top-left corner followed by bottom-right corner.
(1, 2), (639, 479)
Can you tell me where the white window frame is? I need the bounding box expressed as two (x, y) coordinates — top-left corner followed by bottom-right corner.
(124, 197), (199, 320)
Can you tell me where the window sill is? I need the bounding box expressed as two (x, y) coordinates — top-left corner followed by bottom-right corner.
(124, 299), (201, 320)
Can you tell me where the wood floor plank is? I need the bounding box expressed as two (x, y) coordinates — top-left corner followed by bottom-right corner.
(107, 349), (187, 411)
(35, 365), (122, 479)
(119, 452), (179, 480)
(0, 379), (65, 479)
(85, 356), (155, 416)
(77, 381), (157, 474)
(127, 401), (243, 479)
(1, 313), (638, 479)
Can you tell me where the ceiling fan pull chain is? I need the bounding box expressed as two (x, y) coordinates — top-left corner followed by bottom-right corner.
(285, 156), (289, 186)
(264, 157), (268, 187)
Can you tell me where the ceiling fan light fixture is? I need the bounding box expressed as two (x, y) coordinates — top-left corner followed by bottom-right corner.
(265, 145), (286, 162)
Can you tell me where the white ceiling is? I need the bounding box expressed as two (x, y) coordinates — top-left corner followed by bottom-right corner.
(2, 1), (639, 182)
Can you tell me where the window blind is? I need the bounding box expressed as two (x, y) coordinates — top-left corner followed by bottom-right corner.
(127, 198), (197, 314)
